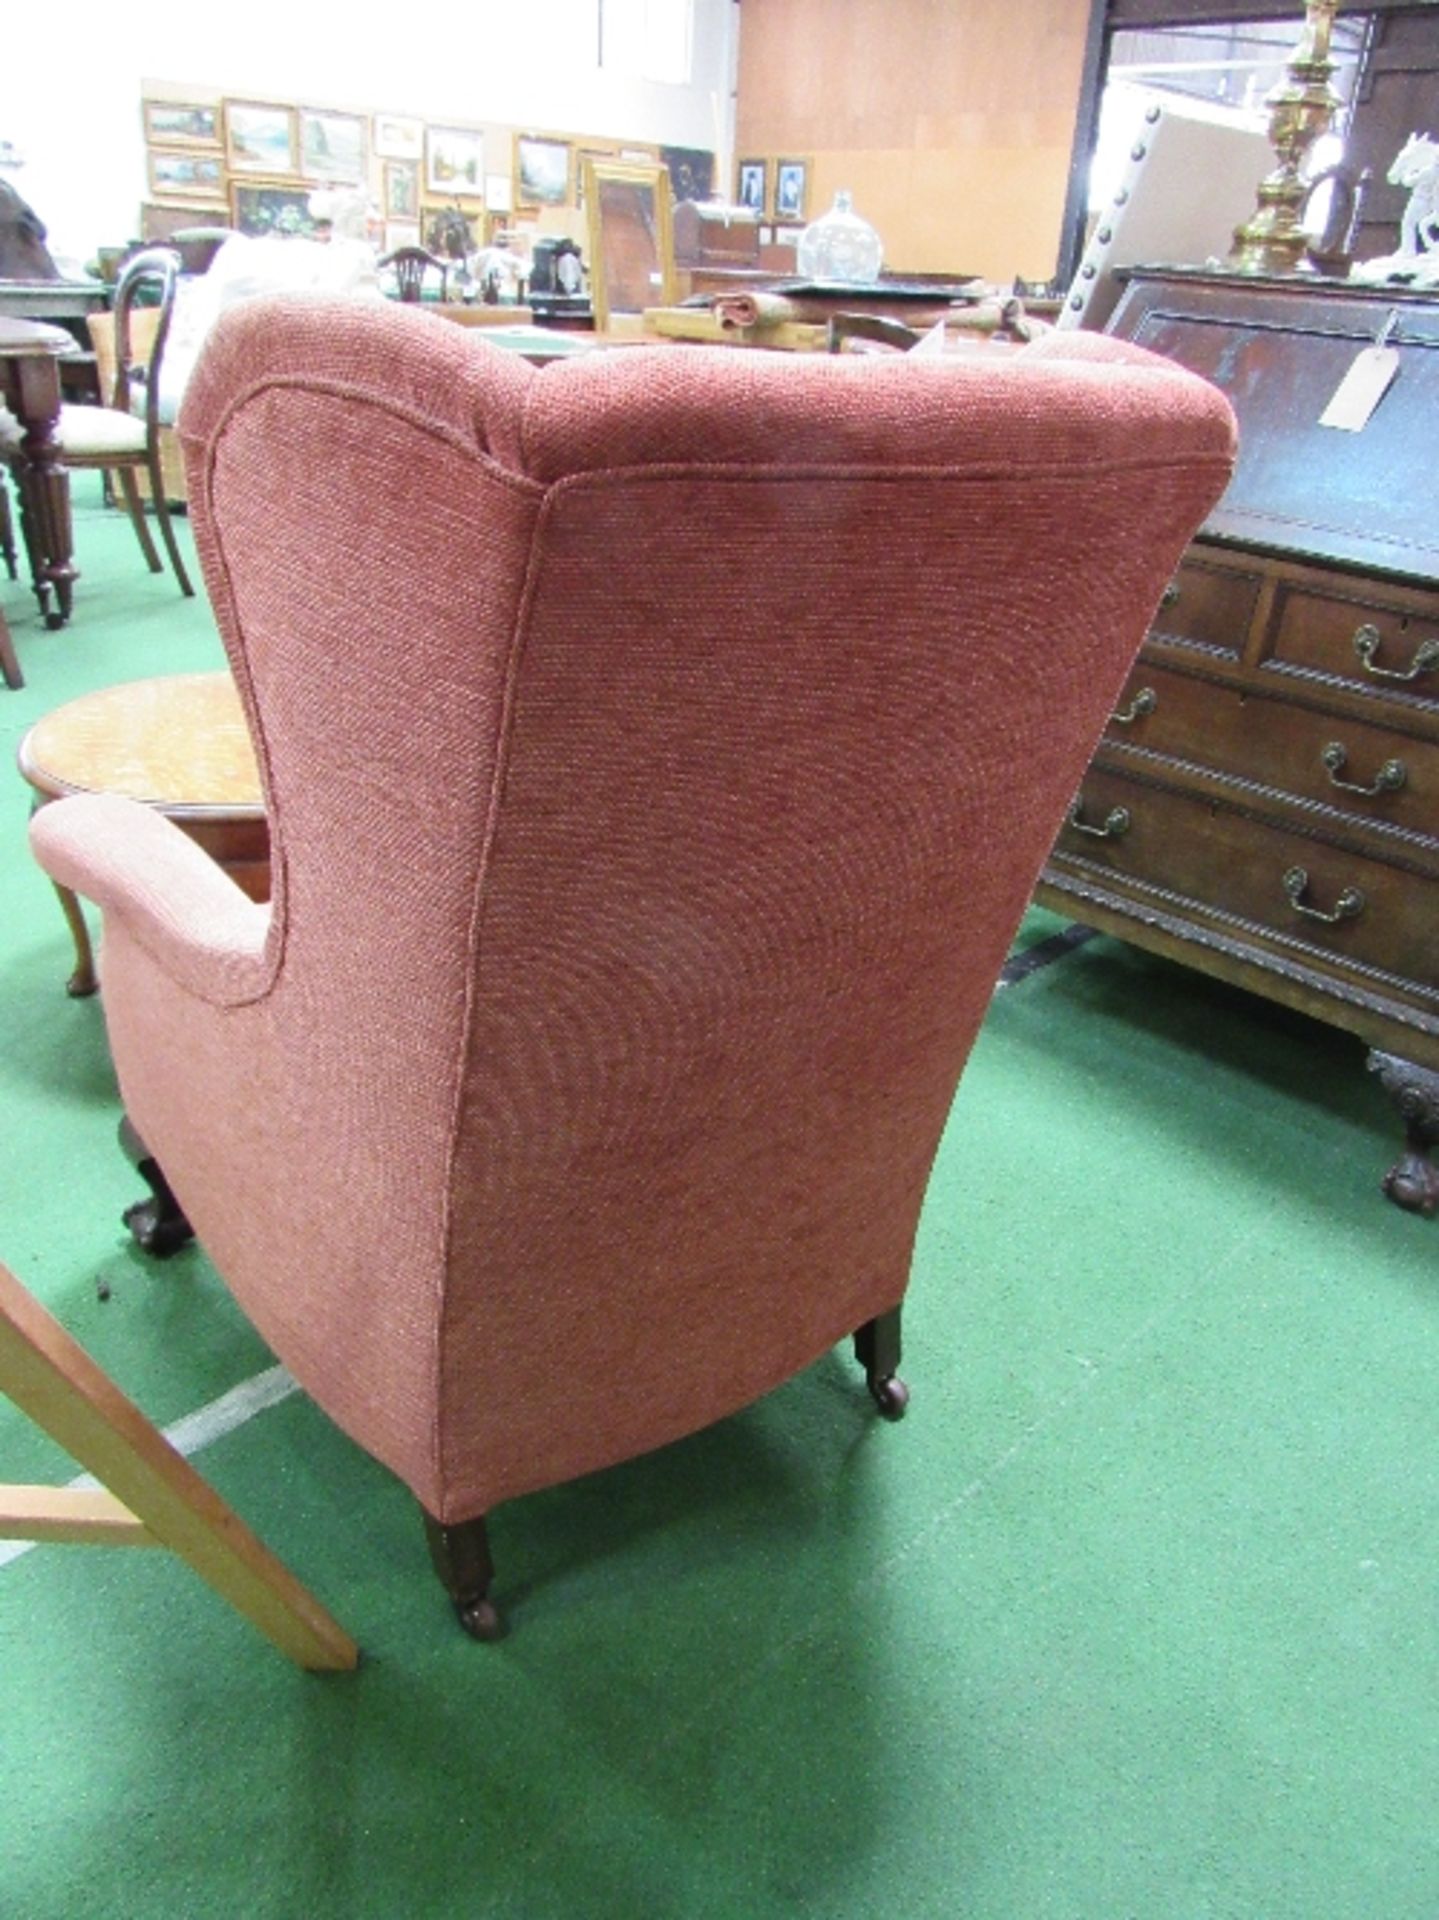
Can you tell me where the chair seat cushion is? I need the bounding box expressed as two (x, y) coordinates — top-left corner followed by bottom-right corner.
(0, 403), (148, 458)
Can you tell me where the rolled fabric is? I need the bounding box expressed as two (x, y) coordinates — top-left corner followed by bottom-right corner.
(712, 291), (804, 330)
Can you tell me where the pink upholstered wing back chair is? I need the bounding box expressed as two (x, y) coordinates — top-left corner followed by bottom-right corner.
(31, 302), (1233, 1636)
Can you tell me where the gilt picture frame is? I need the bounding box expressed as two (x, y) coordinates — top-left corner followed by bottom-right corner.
(226, 102), (297, 177)
(143, 102), (221, 150)
(581, 157), (676, 335)
(514, 135), (573, 208)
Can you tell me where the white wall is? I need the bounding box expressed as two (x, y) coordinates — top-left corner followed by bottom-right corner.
(2, 0), (737, 269)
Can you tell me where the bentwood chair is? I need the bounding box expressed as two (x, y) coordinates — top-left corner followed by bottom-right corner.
(1, 248), (194, 600)
(377, 247), (450, 303)
(31, 300), (1234, 1637)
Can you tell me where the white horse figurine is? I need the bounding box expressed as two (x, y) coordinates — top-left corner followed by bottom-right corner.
(1352, 132), (1439, 286)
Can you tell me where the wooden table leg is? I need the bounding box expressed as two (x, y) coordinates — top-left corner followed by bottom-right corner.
(53, 881), (96, 997)
(0, 605), (20, 690)
(9, 351), (75, 630)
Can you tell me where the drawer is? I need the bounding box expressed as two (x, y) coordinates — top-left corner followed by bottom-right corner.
(1149, 552), (1262, 659)
(1264, 579), (1439, 707)
(1055, 765), (1439, 995)
(1103, 662), (1439, 846)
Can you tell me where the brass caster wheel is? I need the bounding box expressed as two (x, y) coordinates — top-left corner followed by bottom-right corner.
(869, 1374), (909, 1420)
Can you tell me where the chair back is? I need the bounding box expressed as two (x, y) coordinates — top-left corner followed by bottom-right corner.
(377, 246), (449, 302)
(90, 249), (180, 438)
(167, 303), (1233, 1518)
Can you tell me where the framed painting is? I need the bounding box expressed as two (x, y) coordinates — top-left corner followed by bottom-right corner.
(299, 109), (365, 184)
(141, 201), (228, 244)
(735, 158), (767, 215)
(514, 134), (572, 208)
(384, 160), (419, 220)
(229, 180), (319, 239)
(774, 159), (810, 224)
(426, 127), (485, 199)
(147, 150), (226, 200)
(382, 219), (421, 254)
(225, 102), (297, 176)
(143, 102), (221, 149)
(581, 157), (676, 334)
(373, 112), (424, 161)
(659, 145), (714, 206)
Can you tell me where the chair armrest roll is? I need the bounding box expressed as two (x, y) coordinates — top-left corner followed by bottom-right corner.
(29, 793), (271, 1006)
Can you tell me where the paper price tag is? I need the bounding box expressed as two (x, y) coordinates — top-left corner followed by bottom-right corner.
(1318, 344), (1400, 433)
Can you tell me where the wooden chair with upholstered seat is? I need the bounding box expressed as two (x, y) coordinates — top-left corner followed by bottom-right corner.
(1, 248), (194, 600)
(377, 246), (450, 303)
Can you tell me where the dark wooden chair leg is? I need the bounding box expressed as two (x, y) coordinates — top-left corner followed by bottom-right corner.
(423, 1510), (504, 1640)
(118, 1115), (195, 1257)
(853, 1305), (909, 1419)
(0, 479), (16, 580)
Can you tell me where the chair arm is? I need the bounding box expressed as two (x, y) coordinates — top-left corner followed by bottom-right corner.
(29, 793), (271, 1007)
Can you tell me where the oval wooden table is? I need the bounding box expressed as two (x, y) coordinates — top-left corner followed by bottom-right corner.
(17, 671), (267, 996)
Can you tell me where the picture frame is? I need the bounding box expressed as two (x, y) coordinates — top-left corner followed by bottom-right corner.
(659, 146), (714, 207)
(147, 150), (226, 201)
(225, 102), (297, 176)
(774, 158), (810, 224)
(514, 135), (572, 208)
(384, 160), (419, 221)
(143, 101), (221, 149)
(580, 157), (676, 335)
(141, 201), (229, 244)
(382, 219), (422, 255)
(229, 179), (319, 239)
(299, 109), (365, 184)
(736, 158), (767, 216)
(373, 112), (424, 161)
(426, 126), (485, 199)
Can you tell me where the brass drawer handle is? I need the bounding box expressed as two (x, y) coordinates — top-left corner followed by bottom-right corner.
(1111, 687), (1157, 727)
(1282, 865), (1365, 924)
(1352, 623), (1439, 684)
(1321, 741), (1407, 796)
(1068, 799), (1130, 840)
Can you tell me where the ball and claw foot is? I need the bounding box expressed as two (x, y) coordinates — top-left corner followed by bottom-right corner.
(868, 1374), (910, 1420)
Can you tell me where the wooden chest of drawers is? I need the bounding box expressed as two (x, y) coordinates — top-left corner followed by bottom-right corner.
(1037, 270), (1439, 1212)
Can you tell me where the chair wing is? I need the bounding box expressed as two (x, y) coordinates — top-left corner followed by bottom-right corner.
(31, 299), (1234, 1614)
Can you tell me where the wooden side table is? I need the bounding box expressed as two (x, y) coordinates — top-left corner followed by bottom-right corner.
(17, 672), (267, 996)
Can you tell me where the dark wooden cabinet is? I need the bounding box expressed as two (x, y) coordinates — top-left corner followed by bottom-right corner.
(1038, 268), (1439, 1211)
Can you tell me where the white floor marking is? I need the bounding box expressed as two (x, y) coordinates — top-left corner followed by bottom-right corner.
(0, 1363), (297, 1571)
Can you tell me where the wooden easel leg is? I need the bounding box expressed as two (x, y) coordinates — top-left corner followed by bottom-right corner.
(0, 1260), (357, 1670)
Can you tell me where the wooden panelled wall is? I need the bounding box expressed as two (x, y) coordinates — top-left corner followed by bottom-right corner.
(734, 0), (1095, 281)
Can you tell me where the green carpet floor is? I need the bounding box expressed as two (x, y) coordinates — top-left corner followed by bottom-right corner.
(1, 484), (1435, 1919)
